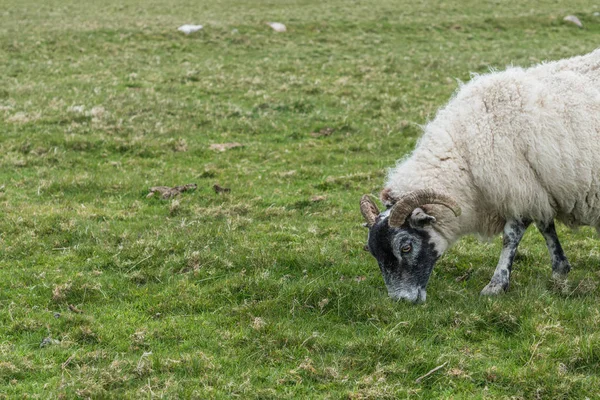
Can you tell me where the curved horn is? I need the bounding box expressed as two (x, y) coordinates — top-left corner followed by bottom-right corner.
(388, 189), (461, 227)
(360, 194), (380, 228)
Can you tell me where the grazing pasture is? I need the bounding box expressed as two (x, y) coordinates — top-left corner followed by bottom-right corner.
(1, 0), (600, 397)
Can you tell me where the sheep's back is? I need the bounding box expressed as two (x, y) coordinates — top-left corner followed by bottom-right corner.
(434, 51), (600, 226)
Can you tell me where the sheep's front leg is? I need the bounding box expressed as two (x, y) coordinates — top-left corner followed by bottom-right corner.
(480, 219), (530, 296)
(536, 220), (571, 280)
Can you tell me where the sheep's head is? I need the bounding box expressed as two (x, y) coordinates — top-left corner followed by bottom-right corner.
(360, 190), (461, 303)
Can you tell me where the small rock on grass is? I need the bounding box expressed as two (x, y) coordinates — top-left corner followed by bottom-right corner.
(266, 22), (286, 32)
(40, 337), (60, 348)
(178, 24), (203, 34)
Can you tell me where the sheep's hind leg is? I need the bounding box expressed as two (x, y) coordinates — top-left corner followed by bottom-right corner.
(480, 219), (530, 296)
(536, 220), (571, 280)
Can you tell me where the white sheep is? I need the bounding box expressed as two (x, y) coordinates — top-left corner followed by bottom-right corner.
(360, 49), (600, 303)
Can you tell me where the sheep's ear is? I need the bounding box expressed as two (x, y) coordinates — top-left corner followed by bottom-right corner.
(380, 188), (395, 209)
(408, 208), (436, 228)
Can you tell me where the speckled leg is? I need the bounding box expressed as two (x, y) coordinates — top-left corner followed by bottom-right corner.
(536, 220), (571, 280)
(481, 219), (530, 296)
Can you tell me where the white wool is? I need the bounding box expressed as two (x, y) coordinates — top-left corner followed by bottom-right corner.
(384, 49), (600, 244)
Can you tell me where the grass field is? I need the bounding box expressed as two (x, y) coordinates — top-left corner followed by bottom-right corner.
(2, 0), (600, 398)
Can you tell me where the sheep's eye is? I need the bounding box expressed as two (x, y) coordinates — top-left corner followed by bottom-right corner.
(401, 244), (412, 253)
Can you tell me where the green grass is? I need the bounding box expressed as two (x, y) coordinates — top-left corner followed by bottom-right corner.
(2, 0), (600, 397)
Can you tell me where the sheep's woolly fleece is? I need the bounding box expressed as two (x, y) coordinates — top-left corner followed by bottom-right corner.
(383, 49), (600, 243)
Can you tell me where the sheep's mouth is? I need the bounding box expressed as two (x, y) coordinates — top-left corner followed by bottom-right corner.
(388, 286), (427, 303)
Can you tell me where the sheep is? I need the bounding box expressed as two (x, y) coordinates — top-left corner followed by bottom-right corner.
(360, 49), (600, 303)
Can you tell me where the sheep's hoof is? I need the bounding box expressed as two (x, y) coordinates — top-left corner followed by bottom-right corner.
(480, 282), (508, 296)
(552, 260), (571, 280)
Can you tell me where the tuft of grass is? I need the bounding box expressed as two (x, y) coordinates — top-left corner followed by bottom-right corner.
(2, 0), (600, 397)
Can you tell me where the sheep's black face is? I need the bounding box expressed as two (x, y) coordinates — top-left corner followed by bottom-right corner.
(366, 211), (442, 303)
